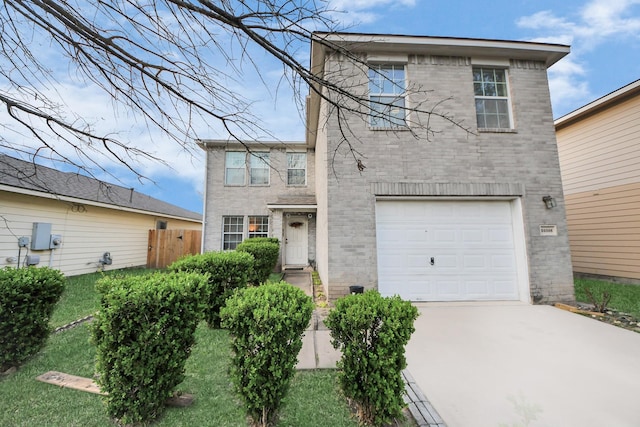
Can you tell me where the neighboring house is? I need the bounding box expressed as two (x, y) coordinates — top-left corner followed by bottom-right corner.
(200, 32), (575, 303)
(0, 154), (202, 276)
(555, 79), (640, 283)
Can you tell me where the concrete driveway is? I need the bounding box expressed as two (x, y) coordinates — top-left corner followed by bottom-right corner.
(406, 302), (640, 427)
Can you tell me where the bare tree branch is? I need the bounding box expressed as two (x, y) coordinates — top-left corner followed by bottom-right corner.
(0, 0), (470, 183)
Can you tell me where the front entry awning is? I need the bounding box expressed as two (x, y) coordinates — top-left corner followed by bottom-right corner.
(267, 195), (317, 211)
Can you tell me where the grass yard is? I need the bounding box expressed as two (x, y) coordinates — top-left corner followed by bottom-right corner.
(574, 277), (640, 319)
(50, 267), (151, 328)
(3, 268), (414, 426)
(0, 324), (358, 426)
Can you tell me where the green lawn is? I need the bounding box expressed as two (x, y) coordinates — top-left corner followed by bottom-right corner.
(574, 278), (640, 318)
(50, 268), (151, 328)
(0, 324), (358, 426)
(3, 268), (414, 426)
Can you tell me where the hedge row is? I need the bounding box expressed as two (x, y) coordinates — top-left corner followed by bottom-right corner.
(168, 251), (254, 327)
(235, 238), (280, 285)
(0, 267), (65, 371)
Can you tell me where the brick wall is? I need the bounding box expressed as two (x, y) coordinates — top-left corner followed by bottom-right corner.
(319, 53), (574, 302)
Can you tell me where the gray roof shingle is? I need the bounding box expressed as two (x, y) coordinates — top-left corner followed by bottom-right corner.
(0, 154), (201, 221)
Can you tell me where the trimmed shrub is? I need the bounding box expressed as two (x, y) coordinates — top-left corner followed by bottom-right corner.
(91, 272), (207, 425)
(325, 290), (419, 426)
(0, 267), (65, 371)
(221, 281), (313, 427)
(168, 251), (254, 328)
(235, 238), (280, 285)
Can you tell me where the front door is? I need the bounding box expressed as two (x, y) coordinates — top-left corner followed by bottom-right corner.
(285, 216), (308, 265)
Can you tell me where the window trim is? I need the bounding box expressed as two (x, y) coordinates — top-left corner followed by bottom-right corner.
(248, 216), (269, 238)
(224, 152), (246, 186)
(473, 67), (514, 131)
(286, 152), (307, 186)
(249, 152), (270, 186)
(368, 63), (407, 129)
(222, 215), (244, 250)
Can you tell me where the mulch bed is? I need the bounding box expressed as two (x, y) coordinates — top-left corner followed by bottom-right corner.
(574, 303), (640, 333)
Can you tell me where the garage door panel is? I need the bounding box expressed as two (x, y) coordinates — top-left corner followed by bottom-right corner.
(436, 279), (463, 298)
(463, 254), (487, 269)
(464, 280), (491, 297)
(462, 229), (484, 243)
(376, 200), (522, 301)
(494, 280), (519, 297)
(491, 254), (516, 269)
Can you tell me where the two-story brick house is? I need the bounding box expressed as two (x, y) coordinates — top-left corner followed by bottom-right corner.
(200, 32), (575, 303)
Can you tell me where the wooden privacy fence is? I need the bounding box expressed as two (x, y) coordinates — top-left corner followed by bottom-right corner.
(147, 229), (202, 269)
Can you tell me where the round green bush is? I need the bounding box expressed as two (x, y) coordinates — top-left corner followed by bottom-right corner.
(91, 271), (207, 424)
(0, 267), (65, 371)
(325, 290), (419, 426)
(221, 281), (313, 426)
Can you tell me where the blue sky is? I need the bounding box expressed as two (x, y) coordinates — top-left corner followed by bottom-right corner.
(4, 0), (640, 213)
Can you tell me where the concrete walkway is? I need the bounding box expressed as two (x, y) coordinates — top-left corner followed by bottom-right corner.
(284, 270), (445, 426)
(406, 302), (640, 427)
(282, 270), (340, 370)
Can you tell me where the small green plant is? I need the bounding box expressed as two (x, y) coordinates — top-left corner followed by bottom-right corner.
(312, 271), (328, 308)
(91, 271), (207, 425)
(0, 267), (65, 371)
(236, 238), (280, 285)
(221, 281), (313, 427)
(584, 287), (612, 313)
(168, 251), (253, 327)
(325, 290), (419, 426)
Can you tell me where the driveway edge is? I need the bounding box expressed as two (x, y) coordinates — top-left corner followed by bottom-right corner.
(403, 369), (446, 427)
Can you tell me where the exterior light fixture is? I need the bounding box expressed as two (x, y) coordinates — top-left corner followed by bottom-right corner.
(542, 195), (556, 209)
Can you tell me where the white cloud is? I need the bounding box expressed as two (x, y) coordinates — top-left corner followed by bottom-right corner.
(517, 0), (640, 114)
(327, 0), (417, 25)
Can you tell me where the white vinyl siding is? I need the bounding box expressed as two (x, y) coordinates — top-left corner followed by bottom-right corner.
(0, 191), (200, 276)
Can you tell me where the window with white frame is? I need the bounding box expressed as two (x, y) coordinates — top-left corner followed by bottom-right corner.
(225, 152), (246, 185)
(249, 152), (270, 185)
(287, 152), (306, 185)
(222, 216), (243, 250)
(368, 64), (406, 128)
(248, 216), (269, 238)
(473, 68), (512, 129)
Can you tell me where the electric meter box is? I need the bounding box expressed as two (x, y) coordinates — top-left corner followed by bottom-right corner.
(31, 222), (52, 250)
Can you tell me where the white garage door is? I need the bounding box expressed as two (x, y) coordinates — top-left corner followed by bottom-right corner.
(376, 200), (521, 301)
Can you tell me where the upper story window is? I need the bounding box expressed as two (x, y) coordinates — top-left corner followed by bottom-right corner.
(287, 152), (306, 185)
(473, 67), (512, 129)
(368, 64), (406, 128)
(225, 152), (246, 185)
(250, 152), (270, 185)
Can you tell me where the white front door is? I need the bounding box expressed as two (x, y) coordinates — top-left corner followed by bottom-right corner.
(376, 200), (523, 301)
(285, 216), (308, 265)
